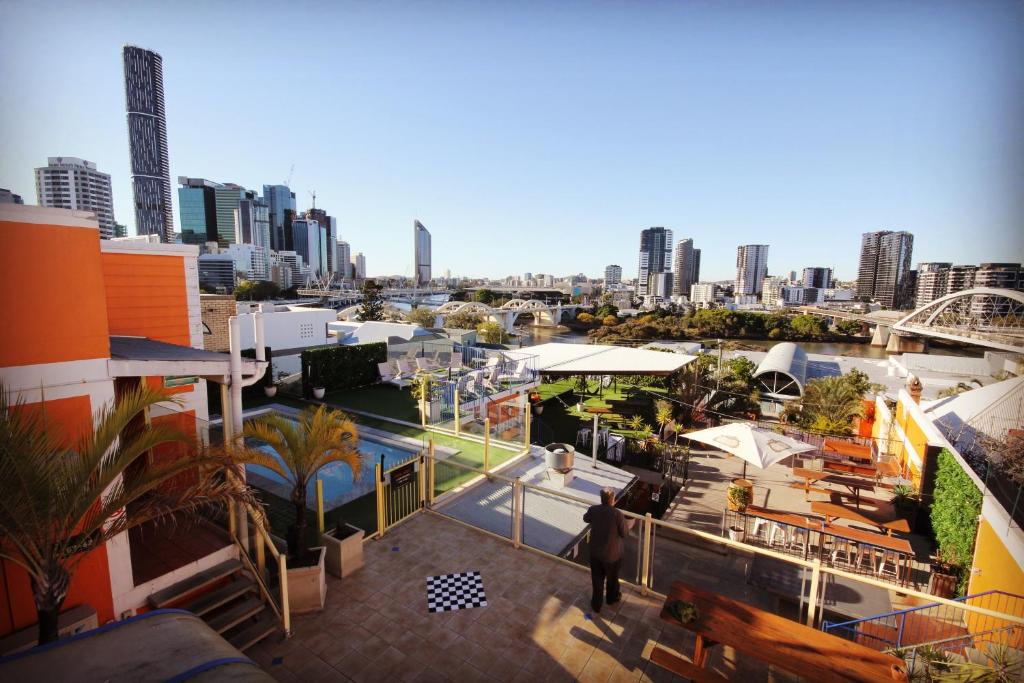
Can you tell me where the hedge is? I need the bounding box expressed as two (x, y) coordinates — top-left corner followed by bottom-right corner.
(930, 448), (982, 594)
(301, 342), (387, 396)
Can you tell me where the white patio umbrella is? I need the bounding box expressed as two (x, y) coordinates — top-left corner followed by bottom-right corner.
(684, 423), (816, 478)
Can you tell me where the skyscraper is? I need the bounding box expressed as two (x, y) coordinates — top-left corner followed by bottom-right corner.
(35, 157), (116, 239)
(637, 227), (673, 296)
(914, 262), (951, 307)
(801, 267), (833, 290)
(414, 220), (431, 287)
(291, 218), (323, 277)
(604, 264), (622, 285)
(856, 231), (914, 309)
(178, 177), (220, 244)
(672, 238), (700, 297)
(353, 252), (366, 280)
(123, 45), (172, 241)
(336, 240), (352, 280)
(306, 209), (337, 277)
(263, 185), (296, 251)
(735, 244), (769, 296)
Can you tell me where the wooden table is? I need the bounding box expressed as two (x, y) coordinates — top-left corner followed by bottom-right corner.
(824, 524), (914, 586)
(824, 438), (874, 463)
(746, 505), (824, 532)
(654, 580), (908, 682)
(792, 468), (875, 507)
(824, 460), (878, 478)
(811, 501), (911, 535)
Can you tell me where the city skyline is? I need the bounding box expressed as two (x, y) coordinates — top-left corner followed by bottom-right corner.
(1, 1), (1022, 279)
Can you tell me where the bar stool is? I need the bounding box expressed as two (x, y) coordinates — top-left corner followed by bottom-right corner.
(878, 550), (900, 581)
(830, 539), (855, 568)
(788, 527), (808, 554)
(768, 522), (787, 548)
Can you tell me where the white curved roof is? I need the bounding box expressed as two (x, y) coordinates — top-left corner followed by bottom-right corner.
(505, 342), (694, 376)
(753, 342), (808, 391)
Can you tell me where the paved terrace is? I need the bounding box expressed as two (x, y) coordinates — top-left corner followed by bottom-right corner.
(248, 513), (797, 682)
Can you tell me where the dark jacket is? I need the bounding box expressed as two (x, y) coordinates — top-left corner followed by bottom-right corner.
(584, 503), (627, 563)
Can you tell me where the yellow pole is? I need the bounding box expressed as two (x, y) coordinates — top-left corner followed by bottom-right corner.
(255, 527), (266, 580)
(278, 553), (290, 637)
(484, 418), (491, 473)
(420, 376), (428, 429)
(523, 395), (531, 448)
(375, 462), (385, 538)
(641, 513), (653, 595)
(418, 454), (426, 508)
(453, 386), (461, 436)
(427, 444), (436, 506)
(316, 479), (325, 535)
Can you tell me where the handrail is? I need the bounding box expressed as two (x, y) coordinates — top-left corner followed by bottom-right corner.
(887, 622), (1023, 655)
(824, 589), (1024, 631)
(231, 528), (283, 624)
(231, 502), (290, 637)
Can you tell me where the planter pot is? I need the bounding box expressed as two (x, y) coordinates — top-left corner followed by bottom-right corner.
(727, 478), (754, 512)
(532, 404), (544, 415)
(312, 387), (326, 400)
(286, 546), (327, 614)
(263, 385), (278, 398)
(928, 568), (958, 599)
(322, 524), (365, 579)
(727, 526), (746, 543)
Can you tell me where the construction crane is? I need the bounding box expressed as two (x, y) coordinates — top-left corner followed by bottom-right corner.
(283, 164), (294, 187)
(309, 190), (316, 209)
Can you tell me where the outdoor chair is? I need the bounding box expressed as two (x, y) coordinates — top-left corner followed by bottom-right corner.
(854, 545), (877, 573)
(768, 523), (787, 549)
(877, 550), (900, 581)
(449, 354), (465, 373)
(415, 357), (442, 373)
(787, 527), (808, 554)
(498, 360), (530, 384)
(830, 538), (856, 568)
(396, 358), (416, 376)
(752, 517), (770, 543)
(377, 362), (411, 389)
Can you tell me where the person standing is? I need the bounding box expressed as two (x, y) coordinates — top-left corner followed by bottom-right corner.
(583, 487), (630, 613)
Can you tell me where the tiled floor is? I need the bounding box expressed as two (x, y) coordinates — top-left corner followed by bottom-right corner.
(248, 513), (790, 682)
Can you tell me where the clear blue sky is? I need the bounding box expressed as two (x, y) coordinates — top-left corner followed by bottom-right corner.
(1, 0), (1021, 281)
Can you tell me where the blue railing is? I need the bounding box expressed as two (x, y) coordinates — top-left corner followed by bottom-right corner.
(822, 589), (1024, 651)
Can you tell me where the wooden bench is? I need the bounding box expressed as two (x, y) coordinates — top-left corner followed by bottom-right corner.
(650, 646), (729, 683)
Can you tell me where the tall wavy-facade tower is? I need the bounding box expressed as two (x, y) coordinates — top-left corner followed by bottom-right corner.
(123, 45), (172, 241)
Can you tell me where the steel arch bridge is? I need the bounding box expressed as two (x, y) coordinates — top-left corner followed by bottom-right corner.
(892, 287), (1024, 353)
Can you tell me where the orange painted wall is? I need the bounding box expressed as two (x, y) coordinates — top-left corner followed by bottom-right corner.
(965, 518), (1024, 649)
(101, 252), (190, 345)
(150, 409), (200, 489)
(0, 221), (109, 366)
(0, 396), (115, 637)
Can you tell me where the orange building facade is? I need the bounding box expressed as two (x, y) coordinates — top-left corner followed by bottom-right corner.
(0, 204), (238, 643)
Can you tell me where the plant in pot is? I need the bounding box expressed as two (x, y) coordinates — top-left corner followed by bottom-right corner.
(890, 483), (918, 512)
(241, 405), (361, 613)
(309, 364), (326, 400)
(262, 366), (279, 398)
(928, 547), (961, 599)
(727, 524), (746, 543)
(726, 482), (753, 512)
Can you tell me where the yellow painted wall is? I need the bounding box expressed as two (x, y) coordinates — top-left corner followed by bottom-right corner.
(965, 518), (1024, 648)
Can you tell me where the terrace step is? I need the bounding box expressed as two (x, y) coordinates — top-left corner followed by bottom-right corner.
(148, 559), (243, 608)
(183, 577), (256, 617)
(225, 610), (278, 652)
(207, 597), (265, 634)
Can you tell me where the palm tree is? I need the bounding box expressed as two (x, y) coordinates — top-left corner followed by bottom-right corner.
(654, 399), (676, 441)
(794, 375), (865, 435)
(241, 406), (361, 564)
(0, 383), (254, 645)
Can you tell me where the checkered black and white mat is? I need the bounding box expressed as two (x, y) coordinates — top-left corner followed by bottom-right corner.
(426, 571), (488, 613)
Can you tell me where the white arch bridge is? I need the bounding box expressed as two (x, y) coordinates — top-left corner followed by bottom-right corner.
(891, 287), (1024, 353)
(433, 299), (578, 332)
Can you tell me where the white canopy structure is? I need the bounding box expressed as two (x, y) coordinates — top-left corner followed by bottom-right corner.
(684, 423), (816, 477)
(505, 342), (695, 376)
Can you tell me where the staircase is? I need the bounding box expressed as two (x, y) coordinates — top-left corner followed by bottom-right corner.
(147, 558), (278, 652)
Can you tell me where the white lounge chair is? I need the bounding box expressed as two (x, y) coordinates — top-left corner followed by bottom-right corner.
(396, 358), (416, 377)
(499, 360), (530, 383)
(415, 357), (442, 373)
(377, 362), (411, 388)
(449, 354), (465, 373)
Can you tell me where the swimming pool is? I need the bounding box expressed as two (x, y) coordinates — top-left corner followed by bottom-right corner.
(243, 414), (421, 510)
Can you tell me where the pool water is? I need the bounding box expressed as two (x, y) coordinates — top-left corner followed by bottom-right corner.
(244, 418), (420, 509)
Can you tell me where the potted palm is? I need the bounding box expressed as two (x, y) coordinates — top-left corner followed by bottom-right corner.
(242, 406), (361, 613)
(727, 482), (753, 512)
(310, 365), (326, 399)
(0, 383), (254, 645)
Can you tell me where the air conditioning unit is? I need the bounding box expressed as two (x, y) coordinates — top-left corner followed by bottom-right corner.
(0, 604), (97, 657)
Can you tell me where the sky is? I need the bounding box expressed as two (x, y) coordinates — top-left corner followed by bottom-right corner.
(1, 0), (1022, 282)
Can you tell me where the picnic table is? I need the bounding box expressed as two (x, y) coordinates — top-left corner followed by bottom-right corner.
(791, 467), (875, 507)
(824, 438), (873, 463)
(654, 580), (908, 682)
(824, 523), (914, 586)
(811, 501), (911, 535)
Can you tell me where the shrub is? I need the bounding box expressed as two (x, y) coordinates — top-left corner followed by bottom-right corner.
(930, 448), (982, 595)
(602, 315), (619, 326)
(301, 342), (387, 396)
(577, 312), (595, 325)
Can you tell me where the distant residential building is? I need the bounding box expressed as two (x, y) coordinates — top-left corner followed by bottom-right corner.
(672, 238), (700, 297)
(637, 227), (673, 296)
(822, 288), (856, 301)
(113, 222), (128, 238)
(198, 253), (236, 292)
(276, 251), (309, 287)
(783, 286), (820, 305)
(735, 244), (769, 296)
(690, 282), (717, 308)
(789, 270), (797, 283)
(414, 220), (431, 287)
(974, 262), (1022, 290)
(762, 276), (787, 308)
(352, 252), (366, 279)
(291, 218), (323, 277)
(856, 230), (914, 309)
(914, 262), (952, 307)
(336, 240), (352, 280)
(262, 184), (296, 251)
(306, 208), (336, 276)
(123, 45), (173, 241)
(34, 157), (116, 239)
(946, 265), (978, 294)
(0, 188), (24, 204)
(648, 272), (673, 299)
(604, 264), (622, 285)
(801, 267), (832, 289)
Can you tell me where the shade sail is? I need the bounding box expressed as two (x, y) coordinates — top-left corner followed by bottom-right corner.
(683, 423), (815, 471)
(505, 342), (694, 376)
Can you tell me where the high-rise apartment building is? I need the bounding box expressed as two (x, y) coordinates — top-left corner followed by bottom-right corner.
(336, 241), (352, 280)
(637, 227), (673, 296)
(735, 244), (769, 296)
(123, 46), (172, 241)
(0, 189), (24, 204)
(291, 218), (323, 277)
(305, 209), (336, 277)
(414, 220), (431, 287)
(801, 267), (832, 290)
(353, 252), (366, 280)
(672, 239), (700, 297)
(762, 276), (787, 308)
(914, 262), (952, 307)
(604, 264), (622, 285)
(974, 263), (1022, 291)
(856, 230), (914, 309)
(946, 265), (978, 295)
(262, 185), (296, 251)
(690, 282), (717, 308)
(34, 157), (116, 238)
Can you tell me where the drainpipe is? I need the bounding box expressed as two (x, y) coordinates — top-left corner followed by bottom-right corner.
(228, 315), (250, 553)
(253, 311), (266, 366)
